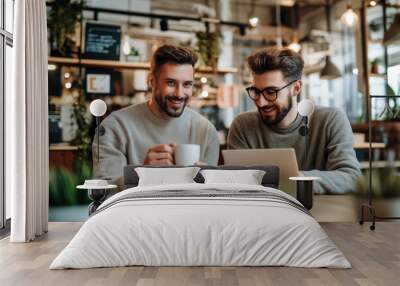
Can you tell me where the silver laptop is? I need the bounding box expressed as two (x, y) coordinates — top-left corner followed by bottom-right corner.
(222, 148), (300, 194)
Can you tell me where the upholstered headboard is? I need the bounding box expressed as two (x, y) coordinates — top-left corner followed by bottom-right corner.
(123, 165), (280, 189)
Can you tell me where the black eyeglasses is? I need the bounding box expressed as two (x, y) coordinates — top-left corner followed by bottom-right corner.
(246, 79), (299, 102)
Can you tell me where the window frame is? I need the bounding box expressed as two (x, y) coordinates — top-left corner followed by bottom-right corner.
(0, 0), (13, 232)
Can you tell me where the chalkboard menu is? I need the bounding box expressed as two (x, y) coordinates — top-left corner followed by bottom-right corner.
(84, 23), (121, 60)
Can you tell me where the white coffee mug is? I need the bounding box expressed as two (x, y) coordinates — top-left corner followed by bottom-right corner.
(175, 144), (200, 166)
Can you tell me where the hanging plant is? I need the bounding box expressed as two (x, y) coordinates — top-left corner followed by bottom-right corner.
(69, 78), (91, 162)
(48, 0), (85, 57)
(195, 31), (220, 71)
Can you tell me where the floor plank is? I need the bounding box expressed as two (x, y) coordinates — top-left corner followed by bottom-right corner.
(0, 222), (399, 286)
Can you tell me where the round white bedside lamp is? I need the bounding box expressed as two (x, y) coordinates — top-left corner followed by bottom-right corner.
(295, 99), (319, 210)
(297, 99), (315, 165)
(298, 99), (314, 118)
(90, 99), (107, 117)
(78, 99), (114, 215)
(90, 99), (107, 165)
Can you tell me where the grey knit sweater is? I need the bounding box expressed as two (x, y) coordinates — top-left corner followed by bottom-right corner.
(227, 106), (361, 194)
(93, 102), (220, 187)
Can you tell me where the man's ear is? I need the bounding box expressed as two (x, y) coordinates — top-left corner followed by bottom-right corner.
(293, 80), (302, 96)
(147, 73), (155, 90)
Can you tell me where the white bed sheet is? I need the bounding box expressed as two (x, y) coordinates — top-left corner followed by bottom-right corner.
(50, 183), (350, 269)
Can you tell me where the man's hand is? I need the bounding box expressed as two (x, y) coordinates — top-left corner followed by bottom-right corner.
(144, 143), (176, 166)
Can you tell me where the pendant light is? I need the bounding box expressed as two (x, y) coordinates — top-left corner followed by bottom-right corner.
(341, 2), (358, 28)
(288, 4), (301, 53)
(320, 56), (342, 79)
(249, 17), (259, 27)
(320, 0), (341, 80)
(383, 13), (400, 46)
(248, 0), (258, 28)
(288, 38), (301, 53)
(276, 3), (282, 48)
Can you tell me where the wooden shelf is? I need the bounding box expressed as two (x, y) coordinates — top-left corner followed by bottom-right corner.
(49, 143), (79, 151)
(369, 73), (387, 78)
(354, 142), (386, 149)
(368, 39), (383, 44)
(360, 160), (400, 169)
(48, 57), (237, 74)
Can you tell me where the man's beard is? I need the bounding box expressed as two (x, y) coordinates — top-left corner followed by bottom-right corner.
(154, 93), (189, 118)
(258, 95), (293, 126)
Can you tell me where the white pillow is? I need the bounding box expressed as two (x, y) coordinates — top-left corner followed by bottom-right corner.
(200, 169), (266, 185)
(135, 167), (200, 186)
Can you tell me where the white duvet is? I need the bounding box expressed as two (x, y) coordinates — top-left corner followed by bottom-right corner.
(50, 183), (350, 269)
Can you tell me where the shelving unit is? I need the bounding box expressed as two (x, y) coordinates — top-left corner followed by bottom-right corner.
(359, 0), (400, 230)
(48, 56), (238, 75)
(368, 73), (387, 79)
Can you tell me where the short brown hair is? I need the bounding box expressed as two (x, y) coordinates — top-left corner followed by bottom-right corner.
(150, 45), (198, 75)
(247, 47), (304, 82)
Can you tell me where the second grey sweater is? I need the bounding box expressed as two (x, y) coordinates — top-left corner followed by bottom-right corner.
(227, 106), (361, 194)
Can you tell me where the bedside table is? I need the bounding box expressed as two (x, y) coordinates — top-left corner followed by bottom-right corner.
(77, 180), (117, 215)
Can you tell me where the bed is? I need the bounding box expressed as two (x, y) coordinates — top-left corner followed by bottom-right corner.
(50, 165), (350, 269)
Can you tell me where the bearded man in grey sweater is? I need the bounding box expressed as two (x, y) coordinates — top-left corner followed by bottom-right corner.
(93, 45), (219, 187)
(227, 47), (361, 194)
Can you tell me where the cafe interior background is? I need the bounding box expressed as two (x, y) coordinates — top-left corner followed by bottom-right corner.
(18, 0), (399, 221)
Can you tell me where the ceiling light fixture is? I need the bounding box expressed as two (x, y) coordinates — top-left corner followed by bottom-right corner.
(369, 1), (377, 7)
(341, 3), (358, 28)
(288, 40), (301, 53)
(249, 17), (259, 28)
(320, 0), (342, 80)
(288, 5), (301, 53)
(320, 56), (342, 79)
(383, 13), (400, 46)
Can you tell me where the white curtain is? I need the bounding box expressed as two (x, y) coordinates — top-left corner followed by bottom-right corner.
(8, 0), (49, 242)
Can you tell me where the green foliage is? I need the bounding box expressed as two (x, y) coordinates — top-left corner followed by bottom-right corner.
(70, 101), (91, 161)
(370, 58), (381, 65)
(195, 31), (220, 70)
(48, 0), (85, 56)
(356, 167), (400, 198)
(49, 168), (78, 206)
(68, 76), (91, 163)
(383, 84), (399, 121)
(49, 159), (92, 206)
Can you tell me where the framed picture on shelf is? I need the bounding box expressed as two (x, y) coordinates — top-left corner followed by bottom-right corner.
(84, 22), (121, 61)
(85, 69), (112, 96)
(86, 73), (111, 94)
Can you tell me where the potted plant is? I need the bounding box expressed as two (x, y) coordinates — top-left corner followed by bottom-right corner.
(370, 58), (381, 74)
(195, 31), (220, 71)
(47, 0), (85, 57)
(356, 166), (400, 218)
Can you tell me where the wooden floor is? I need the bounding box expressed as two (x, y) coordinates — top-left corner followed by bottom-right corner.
(1, 222), (399, 286)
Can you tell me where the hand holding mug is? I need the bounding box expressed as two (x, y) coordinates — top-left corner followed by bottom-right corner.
(144, 143), (176, 166)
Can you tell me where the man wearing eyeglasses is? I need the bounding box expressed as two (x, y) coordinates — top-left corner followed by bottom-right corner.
(227, 47), (361, 194)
